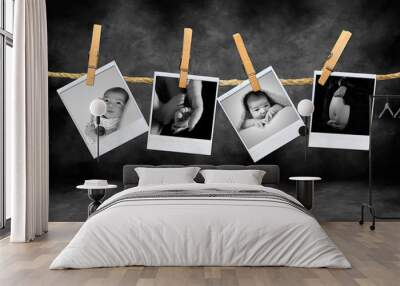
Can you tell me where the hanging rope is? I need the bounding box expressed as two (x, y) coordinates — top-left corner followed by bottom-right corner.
(48, 71), (400, 87)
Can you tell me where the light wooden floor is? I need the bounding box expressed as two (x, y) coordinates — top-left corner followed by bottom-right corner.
(0, 222), (399, 286)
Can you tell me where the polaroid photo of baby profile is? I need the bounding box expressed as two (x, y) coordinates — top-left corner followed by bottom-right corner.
(58, 61), (148, 158)
(309, 71), (376, 151)
(218, 66), (304, 162)
(147, 72), (219, 155)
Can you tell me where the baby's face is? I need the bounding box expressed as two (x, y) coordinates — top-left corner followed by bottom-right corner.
(247, 95), (271, 119)
(103, 92), (127, 119)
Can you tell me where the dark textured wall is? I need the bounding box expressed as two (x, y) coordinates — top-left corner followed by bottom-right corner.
(47, 0), (400, 185)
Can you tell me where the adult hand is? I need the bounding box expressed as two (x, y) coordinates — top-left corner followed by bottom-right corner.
(186, 80), (203, 131)
(157, 93), (185, 125)
(171, 107), (192, 134)
(327, 120), (346, 130)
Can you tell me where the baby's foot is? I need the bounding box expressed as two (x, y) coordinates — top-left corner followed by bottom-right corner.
(171, 107), (192, 134)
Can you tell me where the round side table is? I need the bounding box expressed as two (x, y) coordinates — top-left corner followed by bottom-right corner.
(76, 184), (117, 217)
(289, 177), (321, 210)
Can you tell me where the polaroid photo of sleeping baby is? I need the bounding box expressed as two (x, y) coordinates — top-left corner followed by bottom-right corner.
(218, 66), (304, 162)
(147, 72), (219, 155)
(57, 61), (148, 158)
(309, 71), (376, 151)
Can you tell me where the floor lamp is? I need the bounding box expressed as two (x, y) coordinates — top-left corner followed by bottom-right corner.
(89, 99), (107, 161)
(78, 99), (109, 217)
(297, 99), (315, 174)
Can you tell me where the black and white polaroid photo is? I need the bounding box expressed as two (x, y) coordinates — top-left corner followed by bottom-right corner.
(218, 66), (304, 162)
(58, 61), (148, 158)
(309, 71), (376, 150)
(147, 72), (219, 155)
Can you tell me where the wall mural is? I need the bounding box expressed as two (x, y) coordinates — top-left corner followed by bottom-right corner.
(56, 58), (376, 160)
(47, 0), (400, 181)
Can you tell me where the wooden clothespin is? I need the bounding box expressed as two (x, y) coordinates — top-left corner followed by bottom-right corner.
(86, 24), (102, 86)
(179, 28), (193, 89)
(233, 33), (261, 92)
(318, 30), (352, 86)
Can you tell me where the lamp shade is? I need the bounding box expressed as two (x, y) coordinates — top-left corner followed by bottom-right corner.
(89, 99), (107, 117)
(297, 99), (314, 117)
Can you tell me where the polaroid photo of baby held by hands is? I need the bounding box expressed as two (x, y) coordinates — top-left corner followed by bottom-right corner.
(147, 72), (219, 155)
(218, 66), (304, 162)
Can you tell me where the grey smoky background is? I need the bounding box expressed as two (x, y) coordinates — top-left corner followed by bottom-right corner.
(47, 0), (400, 183)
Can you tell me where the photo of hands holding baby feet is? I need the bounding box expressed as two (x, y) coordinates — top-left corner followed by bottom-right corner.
(171, 81), (203, 134)
(150, 73), (217, 140)
(151, 76), (211, 137)
(148, 72), (218, 155)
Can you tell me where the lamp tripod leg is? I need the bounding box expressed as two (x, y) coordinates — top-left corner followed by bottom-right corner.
(369, 206), (376, 231)
(96, 116), (100, 162)
(359, 203), (376, 231)
(359, 204), (365, 225)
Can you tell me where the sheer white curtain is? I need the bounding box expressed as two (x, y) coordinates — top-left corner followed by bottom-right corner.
(9, 0), (49, 242)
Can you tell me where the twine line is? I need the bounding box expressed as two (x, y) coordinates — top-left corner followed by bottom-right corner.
(48, 71), (400, 86)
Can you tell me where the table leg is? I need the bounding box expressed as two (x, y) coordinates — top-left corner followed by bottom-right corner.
(87, 189), (105, 217)
(296, 181), (314, 210)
